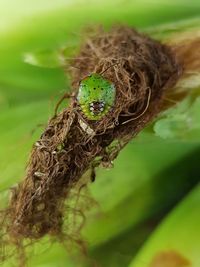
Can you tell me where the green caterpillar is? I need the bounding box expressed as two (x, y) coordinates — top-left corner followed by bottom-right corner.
(77, 73), (116, 121)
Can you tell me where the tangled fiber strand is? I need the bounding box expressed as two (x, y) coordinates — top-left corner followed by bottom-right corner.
(69, 26), (181, 135)
(0, 26), (186, 265)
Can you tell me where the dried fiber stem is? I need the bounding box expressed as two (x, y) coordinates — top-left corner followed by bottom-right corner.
(3, 26), (198, 266)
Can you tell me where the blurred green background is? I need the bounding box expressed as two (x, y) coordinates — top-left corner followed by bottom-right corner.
(0, 0), (200, 266)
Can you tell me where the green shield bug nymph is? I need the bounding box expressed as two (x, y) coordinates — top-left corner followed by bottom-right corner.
(77, 73), (116, 121)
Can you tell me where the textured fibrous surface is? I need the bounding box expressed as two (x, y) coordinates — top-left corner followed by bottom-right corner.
(1, 26), (182, 265)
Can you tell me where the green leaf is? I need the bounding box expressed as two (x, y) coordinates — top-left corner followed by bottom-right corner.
(23, 45), (78, 68)
(23, 50), (63, 68)
(154, 96), (200, 141)
(129, 184), (200, 267)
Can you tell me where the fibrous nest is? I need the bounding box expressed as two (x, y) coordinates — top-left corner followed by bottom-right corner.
(1, 25), (195, 266)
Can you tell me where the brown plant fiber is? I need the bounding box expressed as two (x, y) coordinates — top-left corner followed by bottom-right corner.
(1, 26), (183, 265)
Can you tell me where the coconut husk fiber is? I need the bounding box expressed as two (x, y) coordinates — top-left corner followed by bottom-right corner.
(0, 26), (185, 265)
